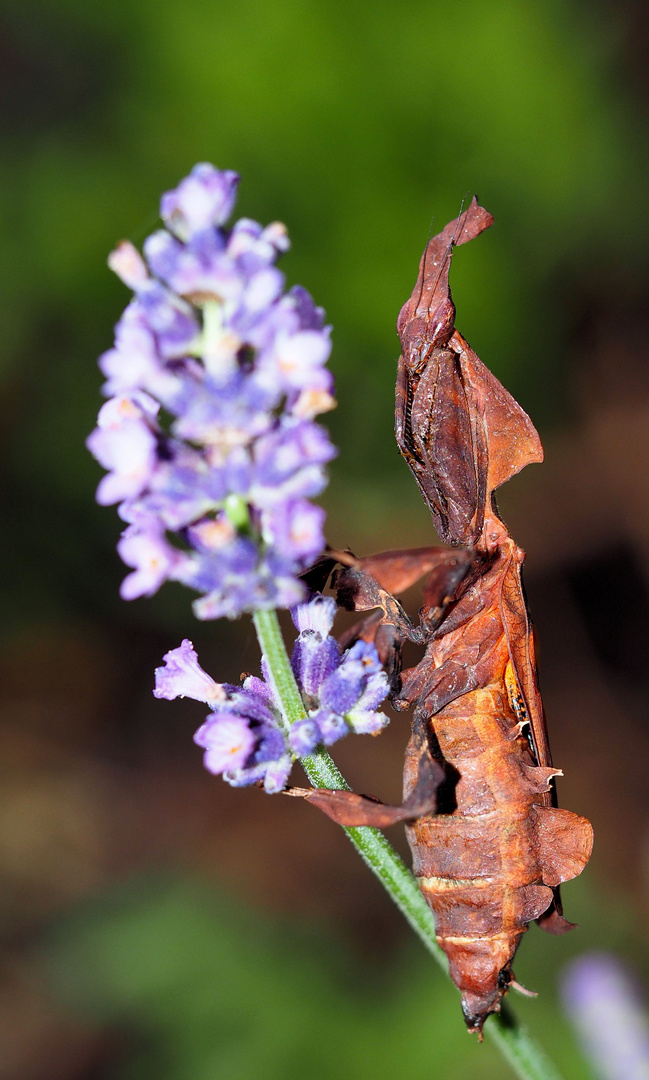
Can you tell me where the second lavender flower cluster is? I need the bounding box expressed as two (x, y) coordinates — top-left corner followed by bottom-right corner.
(154, 594), (390, 792)
(87, 164), (336, 619)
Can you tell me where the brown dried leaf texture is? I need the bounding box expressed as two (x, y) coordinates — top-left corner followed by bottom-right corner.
(394, 203), (593, 1033)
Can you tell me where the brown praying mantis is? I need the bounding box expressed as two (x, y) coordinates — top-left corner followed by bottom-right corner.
(292, 200), (593, 1034)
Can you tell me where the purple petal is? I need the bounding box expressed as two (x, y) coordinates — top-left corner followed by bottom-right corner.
(291, 633), (340, 701)
(161, 164), (239, 239)
(241, 675), (277, 709)
(262, 499), (325, 563)
(117, 523), (188, 599)
(89, 419), (158, 505)
(311, 709), (348, 746)
(288, 285), (325, 330)
(244, 268), (285, 314)
(137, 281), (200, 359)
(145, 228), (242, 303)
(262, 328), (332, 392)
(273, 579), (307, 610)
(198, 715), (256, 773)
(192, 693), (277, 736)
(99, 303), (181, 403)
(108, 241), (149, 289)
(339, 639), (384, 676)
(142, 229), (185, 283)
(347, 709), (389, 735)
(291, 594), (337, 636)
(96, 391), (160, 427)
(226, 218), (289, 275)
(353, 670), (390, 713)
(288, 718), (321, 756)
(154, 639), (226, 705)
(124, 445), (226, 531)
(319, 667), (364, 716)
(172, 370), (276, 447)
(187, 534), (259, 595)
(251, 421), (335, 508)
(222, 729), (292, 791)
(316, 642), (388, 724)
(262, 754), (293, 793)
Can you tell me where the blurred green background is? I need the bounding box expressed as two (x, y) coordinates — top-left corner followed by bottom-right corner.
(2, 0), (649, 1076)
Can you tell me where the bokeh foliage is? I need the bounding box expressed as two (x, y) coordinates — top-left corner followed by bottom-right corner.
(47, 876), (612, 1080)
(2, 0), (647, 634)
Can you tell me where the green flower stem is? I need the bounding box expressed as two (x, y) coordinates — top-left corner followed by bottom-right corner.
(253, 607), (564, 1080)
(253, 609), (306, 731)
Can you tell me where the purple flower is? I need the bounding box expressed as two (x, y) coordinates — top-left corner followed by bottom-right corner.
(292, 594), (337, 635)
(258, 328), (332, 395)
(99, 302), (181, 403)
(87, 394), (160, 506)
(107, 241), (149, 289)
(117, 521), (190, 599)
(144, 229), (241, 308)
(226, 220), (290, 285)
(314, 710), (350, 746)
(562, 953), (649, 1080)
(348, 672), (392, 733)
(119, 444), (227, 531)
(293, 633), (389, 747)
(288, 718), (321, 755)
(136, 281), (200, 360)
(197, 715), (257, 773)
(291, 628), (340, 703)
(250, 421), (335, 508)
(154, 593), (391, 793)
(161, 164), (240, 239)
(154, 639), (226, 706)
(319, 670), (364, 715)
(192, 681), (287, 793)
(171, 369), (276, 447)
(261, 500), (326, 563)
(228, 267), (286, 340)
(89, 163), (336, 617)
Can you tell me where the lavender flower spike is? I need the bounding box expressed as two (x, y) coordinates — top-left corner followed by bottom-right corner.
(154, 594), (391, 793)
(88, 163), (336, 619)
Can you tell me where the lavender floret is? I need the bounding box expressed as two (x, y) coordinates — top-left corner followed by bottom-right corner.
(117, 521), (190, 600)
(160, 163), (240, 239)
(153, 639), (226, 706)
(198, 715), (256, 773)
(291, 632), (340, 702)
(288, 718), (321, 756)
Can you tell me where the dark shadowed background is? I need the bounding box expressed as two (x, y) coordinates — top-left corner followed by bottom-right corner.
(2, 0), (649, 1076)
